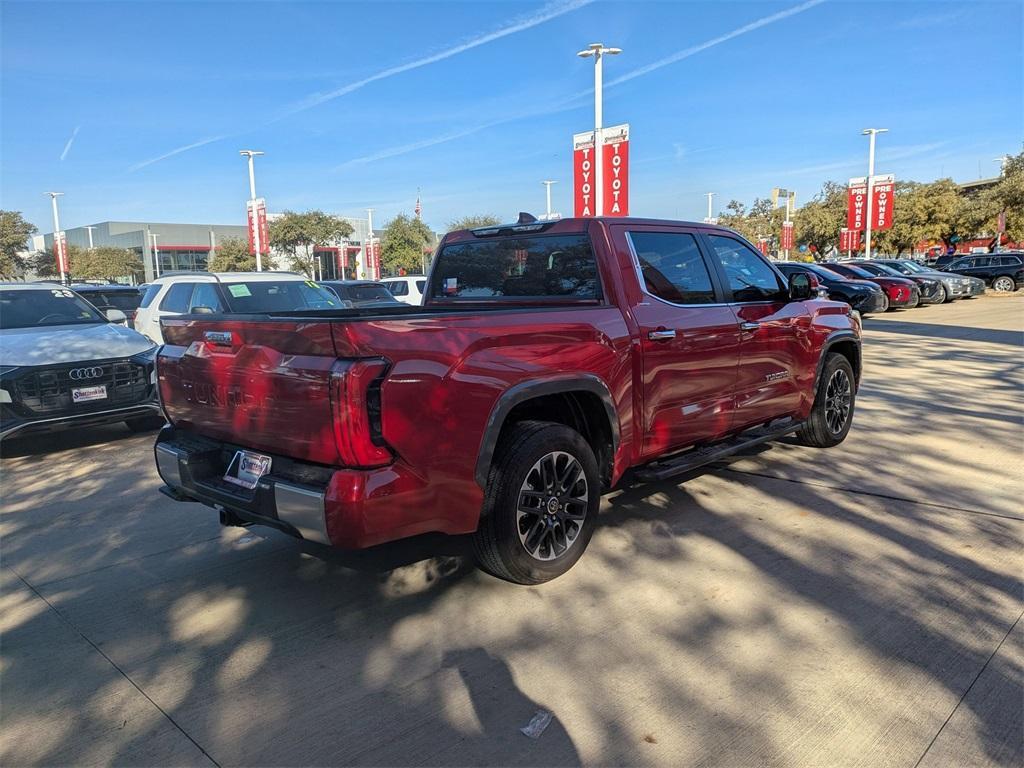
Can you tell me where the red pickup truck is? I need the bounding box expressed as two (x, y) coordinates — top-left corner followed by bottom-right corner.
(154, 217), (861, 584)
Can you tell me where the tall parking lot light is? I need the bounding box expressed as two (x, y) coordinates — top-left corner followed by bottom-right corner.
(861, 128), (888, 259)
(542, 180), (558, 219)
(705, 192), (716, 223)
(577, 43), (621, 218)
(151, 233), (161, 277)
(239, 150), (265, 271)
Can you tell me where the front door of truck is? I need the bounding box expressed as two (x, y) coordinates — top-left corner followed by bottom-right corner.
(702, 233), (808, 431)
(611, 226), (742, 460)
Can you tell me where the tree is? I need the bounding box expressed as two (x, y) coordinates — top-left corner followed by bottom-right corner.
(29, 244), (82, 278)
(71, 246), (144, 281)
(0, 210), (38, 278)
(446, 214), (501, 232)
(269, 210), (351, 276)
(207, 238), (259, 272)
(794, 181), (846, 259)
(380, 214), (435, 275)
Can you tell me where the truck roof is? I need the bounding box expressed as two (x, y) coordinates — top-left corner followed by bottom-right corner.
(445, 216), (738, 242)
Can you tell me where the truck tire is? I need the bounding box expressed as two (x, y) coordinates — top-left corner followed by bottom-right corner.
(474, 420), (600, 585)
(795, 353), (856, 448)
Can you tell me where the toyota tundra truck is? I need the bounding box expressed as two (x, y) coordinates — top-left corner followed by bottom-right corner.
(154, 216), (861, 584)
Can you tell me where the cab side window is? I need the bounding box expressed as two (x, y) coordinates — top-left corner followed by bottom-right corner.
(159, 283), (196, 313)
(628, 231), (716, 304)
(707, 235), (786, 302)
(189, 283), (224, 312)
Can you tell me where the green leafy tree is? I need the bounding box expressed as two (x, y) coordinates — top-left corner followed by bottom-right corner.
(794, 182), (846, 259)
(72, 246), (144, 281)
(269, 210), (351, 276)
(0, 210), (38, 278)
(29, 243), (82, 278)
(381, 214), (434, 275)
(718, 197), (784, 249)
(208, 238), (261, 271)
(987, 150), (1024, 243)
(306, 210), (354, 276)
(446, 214), (501, 232)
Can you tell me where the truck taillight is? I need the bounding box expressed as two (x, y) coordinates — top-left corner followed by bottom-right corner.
(329, 359), (392, 468)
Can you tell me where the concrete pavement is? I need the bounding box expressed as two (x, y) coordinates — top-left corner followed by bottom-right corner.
(1, 294), (1021, 767)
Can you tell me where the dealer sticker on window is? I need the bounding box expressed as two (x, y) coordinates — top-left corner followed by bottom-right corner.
(228, 284), (252, 298)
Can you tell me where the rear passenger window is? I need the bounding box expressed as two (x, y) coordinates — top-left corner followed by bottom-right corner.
(998, 256), (1022, 266)
(386, 281), (408, 296)
(416, 280), (426, 293)
(707, 235), (786, 302)
(160, 283), (195, 313)
(139, 284), (161, 309)
(628, 232), (716, 304)
(189, 283), (223, 312)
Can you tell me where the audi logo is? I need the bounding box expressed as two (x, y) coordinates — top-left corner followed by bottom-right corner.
(69, 367), (105, 380)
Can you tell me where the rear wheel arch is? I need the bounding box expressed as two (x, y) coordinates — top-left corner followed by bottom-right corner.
(475, 376), (619, 494)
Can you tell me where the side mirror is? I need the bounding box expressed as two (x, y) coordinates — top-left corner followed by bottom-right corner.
(105, 308), (127, 324)
(788, 272), (813, 301)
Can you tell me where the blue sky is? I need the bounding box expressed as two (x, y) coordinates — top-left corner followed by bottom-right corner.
(2, 0), (1021, 235)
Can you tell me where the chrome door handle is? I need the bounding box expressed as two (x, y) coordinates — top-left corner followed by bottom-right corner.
(740, 321), (760, 332)
(648, 329), (676, 341)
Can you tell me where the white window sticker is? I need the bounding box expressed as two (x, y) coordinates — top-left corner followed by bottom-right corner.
(228, 284), (252, 298)
(444, 277), (458, 296)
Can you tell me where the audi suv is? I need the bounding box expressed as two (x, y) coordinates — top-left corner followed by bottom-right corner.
(0, 284), (163, 441)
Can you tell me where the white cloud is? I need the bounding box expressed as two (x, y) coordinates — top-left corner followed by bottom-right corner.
(129, 135), (228, 172)
(59, 125), (80, 162)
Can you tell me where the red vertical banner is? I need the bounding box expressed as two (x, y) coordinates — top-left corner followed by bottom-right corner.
(781, 222), (795, 250)
(246, 201), (257, 254)
(53, 232), (69, 274)
(871, 174), (895, 230)
(601, 124), (629, 216)
(847, 177), (868, 231)
(256, 199), (270, 254)
(572, 131), (596, 217)
(757, 239), (769, 255)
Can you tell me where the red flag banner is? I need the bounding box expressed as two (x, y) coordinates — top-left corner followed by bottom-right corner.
(256, 199), (270, 255)
(601, 124), (629, 216)
(757, 239), (769, 255)
(572, 131), (596, 217)
(871, 174), (895, 230)
(53, 232), (69, 274)
(781, 222), (795, 251)
(847, 177), (868, 231)
(247, 200), (257, 255)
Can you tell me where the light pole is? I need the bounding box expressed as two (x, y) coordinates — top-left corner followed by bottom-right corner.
(542, 180), (557, 219)
(705, 192), (715, 223)
(85, 225), (96, 249)
(861, 128), (888, 259)
(151, 233), (161, 277)
(577, 43), (621, 218)
(45, 192), (66, 284)
(239, 149), (265, 271)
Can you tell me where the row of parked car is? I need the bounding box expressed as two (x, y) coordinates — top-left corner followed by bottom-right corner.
(775, 253), (1024, 314)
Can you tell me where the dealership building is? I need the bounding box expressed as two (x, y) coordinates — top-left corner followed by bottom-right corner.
(35, 215), (383, 283)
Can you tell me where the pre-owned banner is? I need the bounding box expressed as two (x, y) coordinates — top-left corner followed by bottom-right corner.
(871, 174), (895, 230)
(839, 228), (860, 251)
(53, 232), (68, 274)
(247, 198), (271, 255)
(847, 177), (868, 231)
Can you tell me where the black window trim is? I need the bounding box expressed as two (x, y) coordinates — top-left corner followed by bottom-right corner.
(426, 230), (608, 305)
(622, 226), (727, 307)
(699, 231), (789, 305)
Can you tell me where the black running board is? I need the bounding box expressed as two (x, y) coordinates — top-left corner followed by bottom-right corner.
(633, 418), (803, 483)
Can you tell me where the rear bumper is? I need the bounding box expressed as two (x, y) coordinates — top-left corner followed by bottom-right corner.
(154, 427), (450, 549)
(1, 402), (161, 440)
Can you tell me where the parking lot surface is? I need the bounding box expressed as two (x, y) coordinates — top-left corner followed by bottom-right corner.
(2, 296), (1022, 767)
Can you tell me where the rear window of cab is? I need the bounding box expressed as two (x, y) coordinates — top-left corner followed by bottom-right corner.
(428, 234), (601, 301)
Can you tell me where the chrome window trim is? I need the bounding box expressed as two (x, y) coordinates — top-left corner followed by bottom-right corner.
(623, 231), (726, 308)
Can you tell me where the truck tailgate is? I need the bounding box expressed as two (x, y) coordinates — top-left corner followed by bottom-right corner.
(158, 317), (343, 465)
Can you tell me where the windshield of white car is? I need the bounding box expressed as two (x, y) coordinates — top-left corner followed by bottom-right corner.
(0, 288), (106, 329)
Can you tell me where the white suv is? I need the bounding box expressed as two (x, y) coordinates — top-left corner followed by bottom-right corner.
(134, 272), (342, 344)
(381, 275), (426, 305)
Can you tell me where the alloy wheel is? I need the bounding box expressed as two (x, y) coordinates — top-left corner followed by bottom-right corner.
(516, 451), (589, 561)
(824, 368), (852, 434)
(992, 276), (1014, 293)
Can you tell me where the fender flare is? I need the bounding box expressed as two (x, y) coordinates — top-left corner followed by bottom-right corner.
(814, 330), (861, 392)
(474, 375), (620, 489)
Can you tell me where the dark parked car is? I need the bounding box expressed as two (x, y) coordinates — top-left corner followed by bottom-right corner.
(71, 284), (145, 327)
(827, 263), (920, 309)
(944, 253), (1024, 292)
(930, 253), (962, 269)
(777, 262), (887, 314)
(842, 261), (944, 304)
(319, 280), (404, 308)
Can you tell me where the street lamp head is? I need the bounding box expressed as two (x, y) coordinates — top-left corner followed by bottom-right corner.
(605, 47), (622, 55)
(861, 128), (889, 135)
(577, 49), (595, 58)
(239, 149), (265, 157)
(45, 191), (64, 197)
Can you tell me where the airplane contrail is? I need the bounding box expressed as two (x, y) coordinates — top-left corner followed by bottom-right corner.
(60, 126), (81, 161)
